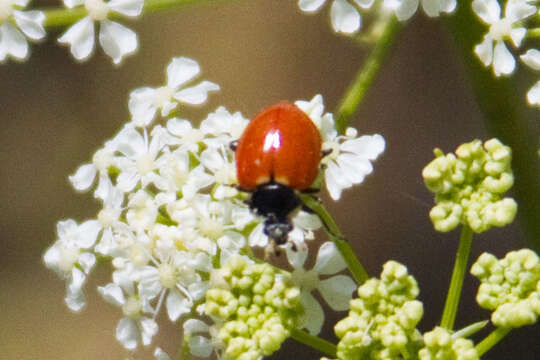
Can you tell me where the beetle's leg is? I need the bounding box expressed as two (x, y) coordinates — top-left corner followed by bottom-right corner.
(321, 148), (332, 158)
(229, 140), (238, 152)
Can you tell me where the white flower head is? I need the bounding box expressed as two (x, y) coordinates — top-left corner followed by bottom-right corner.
(298, 0), (375, 34)
(472, 0), (537, 77)
(58, 0), (144, 64)
(286, 241), (356, 334)
(0, 0), (46, 62)
(128, 57), (220, 127)
(44, 219), (101, 311)
(296, 94), (385, 200)
(520, 49), (540, 106)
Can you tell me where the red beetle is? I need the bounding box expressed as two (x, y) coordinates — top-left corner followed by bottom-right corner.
(234, 101), (322, 245)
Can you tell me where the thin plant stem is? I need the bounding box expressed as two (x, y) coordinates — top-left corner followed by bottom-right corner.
(475, 327), (512, 357)
(334, 16), (401, 134)
(299, 194), (369, 285)
(42, 0), (231, 28)
(290, 328), (337, 358)
(440, 225), (474, 330)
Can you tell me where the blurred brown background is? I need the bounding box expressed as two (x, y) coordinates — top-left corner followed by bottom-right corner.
(1, 0), (538, 359)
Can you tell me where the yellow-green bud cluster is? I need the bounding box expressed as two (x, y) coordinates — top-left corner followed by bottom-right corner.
(334, 261), (424, 360)
(205, 256), (302, 360)
(422, 138), (516, 233)
(418, 327), (478, 360)
(471, 249), (540, 328)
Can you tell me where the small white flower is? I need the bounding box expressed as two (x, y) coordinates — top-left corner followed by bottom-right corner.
(0, 0), (45, 62)
(128, 57), (220, 127)
(472, 0), (536, 76)
(286, 241), (356, 335)
(183, 319), (221, 358)
(98, 268), (158, 350)
(44, 219), (100, 311)
(384, 0), (456, 21)
(298, 0), (374, 34)
(520, 49), (540, 106)
(154, 347), (171, 360)
(296, 94), (385, 200)
(58, 0), (144, 64)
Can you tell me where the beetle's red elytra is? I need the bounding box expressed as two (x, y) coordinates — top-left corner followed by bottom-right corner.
(234, 101), (322, 246)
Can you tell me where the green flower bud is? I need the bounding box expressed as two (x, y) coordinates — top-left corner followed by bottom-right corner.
(334, 261), (423, 360)
(418, 327), (478, 360)
(471, 249), (540, 328)
(422, 139), (516, 233)
(205, 256), (302, 360)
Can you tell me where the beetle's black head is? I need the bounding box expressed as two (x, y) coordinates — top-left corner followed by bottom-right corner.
(249, 182), (300, 245)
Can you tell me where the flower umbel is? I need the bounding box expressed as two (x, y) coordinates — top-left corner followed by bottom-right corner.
(471, 248), (540, 328)
(334, 261), (424, 360)
(205, 256), (303, 360)
(422, 138), (517, 233)
(418, 327), (478, 360)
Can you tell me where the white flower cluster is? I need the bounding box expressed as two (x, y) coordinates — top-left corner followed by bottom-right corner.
(297, 0), (456, 34)
(43, 57), (385, 356)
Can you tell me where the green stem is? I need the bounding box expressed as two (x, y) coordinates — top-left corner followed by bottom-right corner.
(299, 194), (369, 285)
(42, 0), (229, 28)
(446, 3), (540, 251)
(475, 327), (511, 357)
(334, 16), (400, 134)
(440, 225), (473, 330)
(528, 28), (540, 38)
(290, 328), (337, 358)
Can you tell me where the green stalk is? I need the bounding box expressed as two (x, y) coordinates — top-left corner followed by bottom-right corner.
(440, 225), (474, 330)
(475, 327), (511, 357)
(42, 0), (230, 28)
(446, 3), (540, 251)
(334, 16), (401, 134)
(290, 328), (337, 358)
(299, 194), (369, 285)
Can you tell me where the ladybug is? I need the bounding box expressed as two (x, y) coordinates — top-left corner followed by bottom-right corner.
(233, 101), (322, 247)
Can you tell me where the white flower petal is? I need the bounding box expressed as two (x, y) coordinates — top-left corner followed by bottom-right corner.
(526, 80), (540, 106)
(300, 292), (325, 335)
(505, 0), (536, 22)
(395, 0), (419, 21)
(521, 49), (540, 71)
(63, 0), (84, 8)
(116, 318), (138, 350)
(313, 242), (347, 275)
(78, 252), (96, 273)
(330, 0), (361, 34)
(184, 319), (210, 334)
(117, 169), (140, 192)
(66, 267), (86, 311)
(140, 318), (159, 346)
(13, 10), (46, 40)
(58, 17), (95, 61)
(129, 87), (158, 126)
(324, 161), (352, 200)
(98, 283), (126, 306)
(318, 275), (356, 311)
(493, 40), (515, 76)
(509, 28), (526, 48)
(474, 36), (493, 66)
(99, 20), (137, 64)
(154, 347), (171, 360)
(354, 0), (374, 10)
(189, 336), (214, 358)
(167, 57), (201, 89)
(248, 223), (269, 247)
(166, 118), (192, 137)
(472, 0), (500, 24)
(286, 240), (308, 269)
(108, 0), (144, 17)
(421, 0), (441, 17)
(174, 81), (220, 105)
(166, 290), (191, 321)
(77, 220), (101, 248)
(298, 0), (326, 12)
(69, 163), (97, 191)
(0, 23), (28, 60)
(43, 244), (61, 271)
